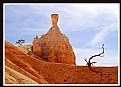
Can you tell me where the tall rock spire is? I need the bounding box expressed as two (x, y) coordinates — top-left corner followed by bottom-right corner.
(51, 14), (58, 27)
(32, 14), (76, 65)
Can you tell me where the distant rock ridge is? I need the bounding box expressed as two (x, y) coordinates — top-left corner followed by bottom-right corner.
(32, 14), (76, 65)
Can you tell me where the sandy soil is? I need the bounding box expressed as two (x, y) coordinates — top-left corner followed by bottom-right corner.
(4, 40), (118, 84)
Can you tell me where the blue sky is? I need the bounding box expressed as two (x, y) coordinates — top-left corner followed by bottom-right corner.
(4, 3), (119, 66)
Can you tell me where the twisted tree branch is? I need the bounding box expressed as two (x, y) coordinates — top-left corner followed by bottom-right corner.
(84, 44), (104, 66)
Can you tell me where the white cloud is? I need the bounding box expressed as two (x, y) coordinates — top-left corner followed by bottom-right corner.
(27, 3), (119, 32)
(86, 25), (118, 46)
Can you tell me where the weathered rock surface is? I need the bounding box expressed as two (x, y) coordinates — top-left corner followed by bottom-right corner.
(5, 40), (48, 84)
(5, 40), (118, 84)
(32, 14), (76, 65)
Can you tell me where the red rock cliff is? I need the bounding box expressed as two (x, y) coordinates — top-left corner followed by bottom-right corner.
(32, 14), (76, 65)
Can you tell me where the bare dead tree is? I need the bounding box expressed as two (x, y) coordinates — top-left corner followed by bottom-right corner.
(84, 44), (104, 67)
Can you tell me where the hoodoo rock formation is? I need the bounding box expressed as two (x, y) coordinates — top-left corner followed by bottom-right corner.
(32, 14), (76, 65)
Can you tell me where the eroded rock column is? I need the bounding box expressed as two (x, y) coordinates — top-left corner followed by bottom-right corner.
(32, 14), (76, 65)
(51, 14), (58, 27)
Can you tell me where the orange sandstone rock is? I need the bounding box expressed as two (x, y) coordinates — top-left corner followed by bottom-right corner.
(51, 14), (58, 27)
(32, 14), (76, 65)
